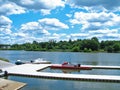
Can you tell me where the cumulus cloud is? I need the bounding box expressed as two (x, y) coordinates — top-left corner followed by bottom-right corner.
(70, 12), (120, 31)
(89, 29), (118, 34)
(1, 0), (120, 44)
(20, 18), (68, 38)
(0, 15), (12, 34)
(20, 21), (49, 36)
(0, 15), (13, 44)
(9, 0), (65, 15)
(21, 22), (41, 31)
(66, 0), (120, 11)
(0, 0), (65, 15)
(0, 1), (25, 15)
(39, 18), (69, 30)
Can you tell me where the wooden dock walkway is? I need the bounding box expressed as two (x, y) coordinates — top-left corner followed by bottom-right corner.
(2, 64), (120, 83)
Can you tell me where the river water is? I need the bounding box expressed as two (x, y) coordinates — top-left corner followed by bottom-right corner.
(0, 50), (120, 90)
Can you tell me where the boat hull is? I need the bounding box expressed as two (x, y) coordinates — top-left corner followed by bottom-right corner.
(50, 65), (92, 70)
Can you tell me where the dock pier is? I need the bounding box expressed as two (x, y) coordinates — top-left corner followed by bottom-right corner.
(81, 65), (120, 70)
(9, 72), (120, 83)
(1, 64), (120, 83)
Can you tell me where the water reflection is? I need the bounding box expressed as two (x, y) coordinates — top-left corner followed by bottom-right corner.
(51, 68), (80, 74)
(40, 67), (81, 74)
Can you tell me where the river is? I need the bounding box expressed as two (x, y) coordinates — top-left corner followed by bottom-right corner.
(0, 50), (120, 90)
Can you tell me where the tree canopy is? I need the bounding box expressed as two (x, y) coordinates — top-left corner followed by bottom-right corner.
(1, 37), (120, 53)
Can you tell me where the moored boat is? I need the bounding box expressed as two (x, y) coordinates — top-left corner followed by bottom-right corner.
(15, 58), (51, 65)
(15, 60), (25, 65)
(32, 58), (51, 64)
(50, 62), (92, 70)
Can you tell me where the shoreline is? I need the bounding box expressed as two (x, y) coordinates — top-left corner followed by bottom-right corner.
(0, 60), (26, 90)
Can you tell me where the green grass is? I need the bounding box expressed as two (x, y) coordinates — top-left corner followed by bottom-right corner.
(0, 57), (9, 62)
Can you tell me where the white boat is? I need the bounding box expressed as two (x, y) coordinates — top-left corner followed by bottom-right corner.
(32, 58), (51, 64)
(0, 69), (4, 77)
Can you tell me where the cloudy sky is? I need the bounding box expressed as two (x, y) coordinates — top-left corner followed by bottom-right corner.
(1, 0), (120, 44)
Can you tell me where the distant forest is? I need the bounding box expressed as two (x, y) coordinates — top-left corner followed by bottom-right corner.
(1, 37), (120, 53)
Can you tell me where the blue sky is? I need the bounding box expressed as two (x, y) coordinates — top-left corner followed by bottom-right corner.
(1, 0), (120, 44)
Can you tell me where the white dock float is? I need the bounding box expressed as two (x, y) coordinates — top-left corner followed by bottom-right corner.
(2, 64), (51, 73)
(9, 71), (120, 83)
(2, 64), (120, 83)
(81, 65), (120, 69)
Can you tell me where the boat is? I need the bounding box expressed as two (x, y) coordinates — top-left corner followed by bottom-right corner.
(31, 58), (51, 64)
(50, 62), (92, 70)
(15, 58), (51, 65)
(15, 60), (25, 65)
(0, 69), (5, 77)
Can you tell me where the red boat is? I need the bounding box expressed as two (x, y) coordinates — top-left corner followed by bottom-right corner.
(50, 62), (92, 70)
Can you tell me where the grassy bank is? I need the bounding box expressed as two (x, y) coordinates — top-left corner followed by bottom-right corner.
(0, 57), (9, 62)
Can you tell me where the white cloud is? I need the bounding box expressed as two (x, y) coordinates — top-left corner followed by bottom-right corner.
(20, 18), (69, 36)
(9, 0), (65, 15)
(0, 15), (12, 34)
(71, 33), (89, 37)
(18, 18), (69, 43)
(39, 18), (69, 30)
(69, 29), (120, 41)
(66, 13), (72, 18)
(21, 22), (40, 31)
(20, 21), (50, 36)
(70, 12), (120, 31)
(0, 25), (12, 44)
(18, 0), (65, 9)
(0, 1), (25, 15)
(66, 0), (120, 11)
(88, 29), (120, 41)
(49, 33), (67, 41)
(1, 0), (120, 44)
(40, 9), (51, 15)
(89, 29), (118, 34)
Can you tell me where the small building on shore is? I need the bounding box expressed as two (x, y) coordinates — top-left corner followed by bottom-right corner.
(0, 44), (11, 49)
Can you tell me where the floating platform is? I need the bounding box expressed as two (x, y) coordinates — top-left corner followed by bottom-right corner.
(2, 64), (120, 83)
(81, 65), (120, 70)
(9, 71), (120, 83)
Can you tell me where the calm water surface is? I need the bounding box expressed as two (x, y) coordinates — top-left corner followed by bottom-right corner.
(0, 50), (120, 90)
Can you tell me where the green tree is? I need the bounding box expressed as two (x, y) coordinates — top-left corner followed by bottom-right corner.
(106, 46), (113, 53)
(72, 46), (79, 52)
(113, 43), (120, 52)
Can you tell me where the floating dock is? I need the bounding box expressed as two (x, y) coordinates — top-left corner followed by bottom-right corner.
(2, 64), (120, 83)
(81, 65), (120, 70)
(52, 64), (120, 70)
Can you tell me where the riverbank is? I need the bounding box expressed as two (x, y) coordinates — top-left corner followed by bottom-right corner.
(0, 57), (9, 62)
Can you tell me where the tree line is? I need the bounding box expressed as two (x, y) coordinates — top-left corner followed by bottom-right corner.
(1, 37), (120, 53)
